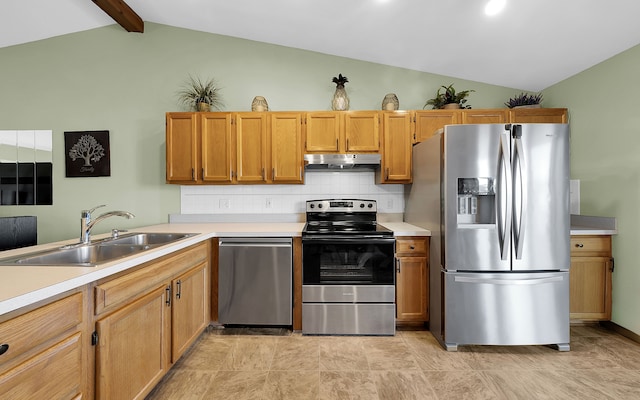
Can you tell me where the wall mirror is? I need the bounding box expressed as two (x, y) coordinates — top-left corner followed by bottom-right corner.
(0, 130), (53, 205)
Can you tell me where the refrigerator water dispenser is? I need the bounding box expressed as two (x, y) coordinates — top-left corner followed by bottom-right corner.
(457, 177), (495, 225)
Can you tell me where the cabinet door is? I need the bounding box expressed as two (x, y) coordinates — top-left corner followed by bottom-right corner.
(396, 256), (428, 321)
(510, 108), (568, 123)
(172, 262), (209, 362)
(166, 112), (198, 182)
(344, 111), (379, 152)
(202, 113), (234, 183)
(461, 109), (509, 124)
(271, 113), (303, 183)
(570, 257), (613, 320)
(95, 285), (171, 400)
(235, 113), (268, 183)
(414, 110), (460, 143)
(305, 112), (341, 152)
(0, 333), (83, 400)
(380, 111), (412, 183)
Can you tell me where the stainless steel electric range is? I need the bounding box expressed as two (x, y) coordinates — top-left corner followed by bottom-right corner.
(301, 199), (396, 335)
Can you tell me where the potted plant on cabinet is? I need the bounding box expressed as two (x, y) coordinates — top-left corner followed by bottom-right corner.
(177, 75), (224, 112)
(504, 92), (543, 108)
(424, 84), (474, 110)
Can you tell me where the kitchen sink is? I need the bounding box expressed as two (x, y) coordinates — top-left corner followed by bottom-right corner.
(102, 232), (195, 246)
(0, 232), (197, 267)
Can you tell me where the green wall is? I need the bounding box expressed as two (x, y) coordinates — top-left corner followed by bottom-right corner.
(0, 22), (519, 243)
(545, 44), (640, 335)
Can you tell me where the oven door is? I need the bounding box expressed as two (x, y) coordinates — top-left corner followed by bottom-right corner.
(302, 236), (395, 285)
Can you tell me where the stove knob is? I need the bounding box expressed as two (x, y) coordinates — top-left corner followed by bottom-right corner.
(310, 204), (315, 209)
(368, 203), (373, 208)
(360, 203), (365, 208)
(318, 204), (323, 208)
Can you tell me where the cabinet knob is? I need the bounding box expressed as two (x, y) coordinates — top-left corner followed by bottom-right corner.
(410, 246), (415, 250)
(0, 343), (9, 356)
(575, 243), (584, 248)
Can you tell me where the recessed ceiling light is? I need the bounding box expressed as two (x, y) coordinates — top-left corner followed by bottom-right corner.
(485, 0), (506, 16)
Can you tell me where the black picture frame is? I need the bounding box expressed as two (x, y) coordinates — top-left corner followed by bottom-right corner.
(64, 130), (111, 177)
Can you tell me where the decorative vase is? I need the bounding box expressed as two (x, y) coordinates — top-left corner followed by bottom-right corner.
(443, 103), (461, 110)
(381, 93), (399, 111)
(332, 86), (350, 111)
(197, 102), (211, 112)
(513, 104), (541, 109)
(251, 96), (269, 112)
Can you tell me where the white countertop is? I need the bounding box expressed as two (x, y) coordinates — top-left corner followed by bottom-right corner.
(0, 215), (613, 317)
(380, 222), (431, 237)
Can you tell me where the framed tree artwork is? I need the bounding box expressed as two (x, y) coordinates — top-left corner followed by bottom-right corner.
(64, 130), (111, 177)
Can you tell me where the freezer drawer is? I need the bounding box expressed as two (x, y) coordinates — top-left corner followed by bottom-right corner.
(443, 271), (569, 350)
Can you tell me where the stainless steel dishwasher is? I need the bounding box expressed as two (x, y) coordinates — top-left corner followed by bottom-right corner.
(218, 237), (293, 325)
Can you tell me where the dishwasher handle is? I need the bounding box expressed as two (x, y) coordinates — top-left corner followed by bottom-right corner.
(219, 237), (292, 247)
(219, 242), (292, 248)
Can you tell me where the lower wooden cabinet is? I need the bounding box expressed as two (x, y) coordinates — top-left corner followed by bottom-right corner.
(395, 237), (429, 322)
(95, 285), (170, 400)
(0, 291), (86, 399)
(569, 235), (613, 320)
(93, 242), (210, 400)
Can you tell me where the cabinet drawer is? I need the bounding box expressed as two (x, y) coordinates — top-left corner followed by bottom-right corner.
(0, 332), (83, 399)
(396, 238), (428, 256)
(570, 236), (611, 257)
(0, 292), (82, 368)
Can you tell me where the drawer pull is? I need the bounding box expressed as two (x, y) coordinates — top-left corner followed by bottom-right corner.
(409, 246), (415, 250)
(0, 343), (9, 356)
(575, 243), (584, 248)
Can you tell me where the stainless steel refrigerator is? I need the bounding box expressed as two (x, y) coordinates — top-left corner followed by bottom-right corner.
(405, 123), (570, 351)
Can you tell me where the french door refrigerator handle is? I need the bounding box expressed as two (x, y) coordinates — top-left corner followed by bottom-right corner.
(498, 130), (512, 260)
(512, 125), (527, 260)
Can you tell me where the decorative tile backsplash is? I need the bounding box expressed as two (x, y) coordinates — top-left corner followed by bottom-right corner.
(180, 171), (405, 214)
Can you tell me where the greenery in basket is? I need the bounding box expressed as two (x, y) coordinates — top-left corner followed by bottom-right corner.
(177, 75), (223, 111)
(504, 92), (543, 108)
(424, 84), (474, 109)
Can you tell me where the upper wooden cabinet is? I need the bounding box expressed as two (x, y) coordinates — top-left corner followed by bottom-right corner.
(413, 108), (568, 143)
(461, 108), (509, 124)
(202, 113), (234, 183)
(379, 111), (412, 184)
(235, 112), (268, 183)
(304, 111), (379, 153)
(413, 110), (460, 143)
(510, 107), (568, 123)
(167, 112), (303, 184)
(270, 112), (304, 183)
(166, 112), (198, 182)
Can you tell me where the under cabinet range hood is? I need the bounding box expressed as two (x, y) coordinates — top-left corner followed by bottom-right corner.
(304, 153), (381, 170)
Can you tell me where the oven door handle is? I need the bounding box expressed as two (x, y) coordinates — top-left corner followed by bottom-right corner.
(302, 236), (396, 244)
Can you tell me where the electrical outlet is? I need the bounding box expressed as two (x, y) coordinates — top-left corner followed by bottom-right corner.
(386, 199), (394, 209)
(266, 198), (273, 208)
(219, 199), (230, 209)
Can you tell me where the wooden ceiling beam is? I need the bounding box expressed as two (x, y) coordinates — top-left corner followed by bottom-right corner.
(92, 0), (144, 33)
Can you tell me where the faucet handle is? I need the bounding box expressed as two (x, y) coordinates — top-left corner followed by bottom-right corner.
(82, 204), (106, 217)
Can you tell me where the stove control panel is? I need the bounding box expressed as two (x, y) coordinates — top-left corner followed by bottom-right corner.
(306, 199), (377, 212)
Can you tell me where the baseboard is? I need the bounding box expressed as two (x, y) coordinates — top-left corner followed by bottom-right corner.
(600, 320), (640, 344)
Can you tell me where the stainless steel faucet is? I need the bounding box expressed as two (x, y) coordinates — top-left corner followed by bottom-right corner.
(80, 205), (135, 244)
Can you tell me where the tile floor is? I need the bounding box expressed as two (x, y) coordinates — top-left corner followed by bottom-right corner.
(146, 325), (640, 400)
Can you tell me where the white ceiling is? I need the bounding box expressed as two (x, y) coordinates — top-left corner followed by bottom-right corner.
(2, 0), (640, 91)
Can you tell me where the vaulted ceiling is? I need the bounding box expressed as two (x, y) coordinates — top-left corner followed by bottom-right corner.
(2, 0), (640, 91)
